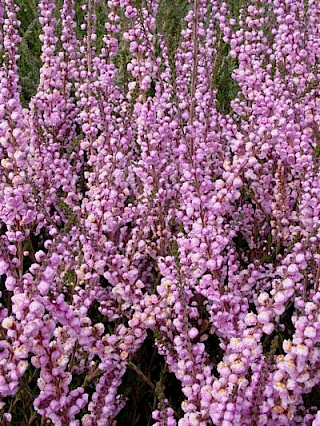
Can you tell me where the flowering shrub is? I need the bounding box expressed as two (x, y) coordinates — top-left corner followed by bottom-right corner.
(0, 0), (320, 424)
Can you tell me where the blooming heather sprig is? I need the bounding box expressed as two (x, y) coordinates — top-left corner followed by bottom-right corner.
(1, 0), (320, 424)
(152, 399), (177, 426)
(0, 0), (36, 245)
(155, 269), (215, 424)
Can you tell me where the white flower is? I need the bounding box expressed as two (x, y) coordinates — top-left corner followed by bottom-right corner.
(17, 360), (28, 375)
(293, 344), (308, 357)
(188, 327), (199, 339)
(15, 345), (28, 359)
(38, 280), (50, 295)
(283, 340), (292, 353)
(230, 359), (245, 374)
(262, 323), (274, 335)
(282, 278), (294, 289)
(244, 313), (257, 326)
(2, 316), (14, 329)
(287, 264), (298, 275)
(304, 326), (316, 339)
(274, 291), (286, 304)
(274, 381), (287, 392)
(258, 292), (269, 305)
(57, 355), (69, 368)
(257, 310), (271, 324)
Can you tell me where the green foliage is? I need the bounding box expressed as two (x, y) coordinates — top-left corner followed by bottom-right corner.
(13, 0), (190, 103)
(14, 0), (242, 116)
(213, 40), (239, 114)
(55, 187), (81, 236)
(171, 239), (180, 266)
(157, 0), (188, 69)
(227, 0), (242, 19)
(16, 0), (42, 106)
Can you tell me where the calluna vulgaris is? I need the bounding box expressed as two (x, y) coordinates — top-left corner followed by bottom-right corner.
(0, 0), (320, 424)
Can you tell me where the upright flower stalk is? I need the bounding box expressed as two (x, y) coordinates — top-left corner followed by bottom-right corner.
(0, 0), (320, 424)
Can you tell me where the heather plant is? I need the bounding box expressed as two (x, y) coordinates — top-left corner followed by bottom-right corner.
(0, 0), (320, 425)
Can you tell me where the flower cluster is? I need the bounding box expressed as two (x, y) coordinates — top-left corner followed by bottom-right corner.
(0, 0), (320, 425)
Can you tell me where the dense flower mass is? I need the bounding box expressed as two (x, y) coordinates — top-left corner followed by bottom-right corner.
(0, 0), (320, 424)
